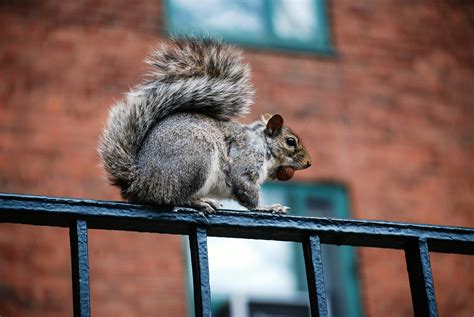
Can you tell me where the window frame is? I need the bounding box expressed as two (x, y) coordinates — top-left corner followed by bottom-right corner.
(264, 182), (363, 317)
(183, 182), (363, 316)
(164, 0), (334, 55)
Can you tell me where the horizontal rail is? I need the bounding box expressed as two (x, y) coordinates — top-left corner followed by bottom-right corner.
(1, 193), (473, 254)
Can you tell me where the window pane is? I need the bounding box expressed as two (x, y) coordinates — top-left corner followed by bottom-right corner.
(169, 0), (266, 36)
(272, 0), (320, 41)
(208, 238), (299, 297)
(208, 190), (299, 298)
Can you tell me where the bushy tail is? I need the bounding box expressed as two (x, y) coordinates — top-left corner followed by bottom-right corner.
(98, 37), (254, 197)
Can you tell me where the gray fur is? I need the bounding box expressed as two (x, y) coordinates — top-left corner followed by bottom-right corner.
(98, 37), (311, 213)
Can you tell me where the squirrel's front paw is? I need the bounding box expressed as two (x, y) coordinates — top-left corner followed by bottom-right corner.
(254, 204), (290, 214)
(269, 204), (290, 214)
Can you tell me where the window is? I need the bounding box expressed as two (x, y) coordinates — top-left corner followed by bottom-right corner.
(184, 183), (362, 317)
(165, 0), (333, 54)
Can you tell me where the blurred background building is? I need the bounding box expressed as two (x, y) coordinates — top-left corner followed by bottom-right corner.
(0, 0), (473, 316)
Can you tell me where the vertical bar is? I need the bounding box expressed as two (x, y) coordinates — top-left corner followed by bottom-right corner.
(70, 219), (91, 317)
(189, 227), (212, 317)
(303, 235), (328, 317)
(405, 238), (438, 317)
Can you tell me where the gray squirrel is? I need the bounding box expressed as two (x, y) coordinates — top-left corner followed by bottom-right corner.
(98, 37), (311, 213)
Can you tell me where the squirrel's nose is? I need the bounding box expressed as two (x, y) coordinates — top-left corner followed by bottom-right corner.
(306, 161), (311, 168)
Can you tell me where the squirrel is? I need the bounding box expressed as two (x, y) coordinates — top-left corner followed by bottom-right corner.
(98, 37), (312, 213)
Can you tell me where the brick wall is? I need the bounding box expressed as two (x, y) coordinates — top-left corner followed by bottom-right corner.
(0, 0), (473, 316)
(0, 1), (186, 316)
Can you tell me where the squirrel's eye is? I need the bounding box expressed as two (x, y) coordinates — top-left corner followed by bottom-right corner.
(286, 137), (296, 147)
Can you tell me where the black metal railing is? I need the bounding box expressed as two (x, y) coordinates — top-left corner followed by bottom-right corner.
(0, 193), (473, 317)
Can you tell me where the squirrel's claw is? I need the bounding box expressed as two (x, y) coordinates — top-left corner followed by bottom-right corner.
(201, 198), (222, 213)
(185, 198), (221, 214)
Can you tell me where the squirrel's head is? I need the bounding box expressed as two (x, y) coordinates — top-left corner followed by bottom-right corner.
(262, 114), (312, 181)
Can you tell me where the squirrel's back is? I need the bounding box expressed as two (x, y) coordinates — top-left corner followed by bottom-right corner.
(98, 37), (254, 199)
(134, 112), (231, 204)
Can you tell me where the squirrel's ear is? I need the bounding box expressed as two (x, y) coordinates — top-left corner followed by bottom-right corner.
(265, 114), (284, 136)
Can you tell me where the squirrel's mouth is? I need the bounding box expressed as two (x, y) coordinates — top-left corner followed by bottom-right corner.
(274, 161), (311, 181)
